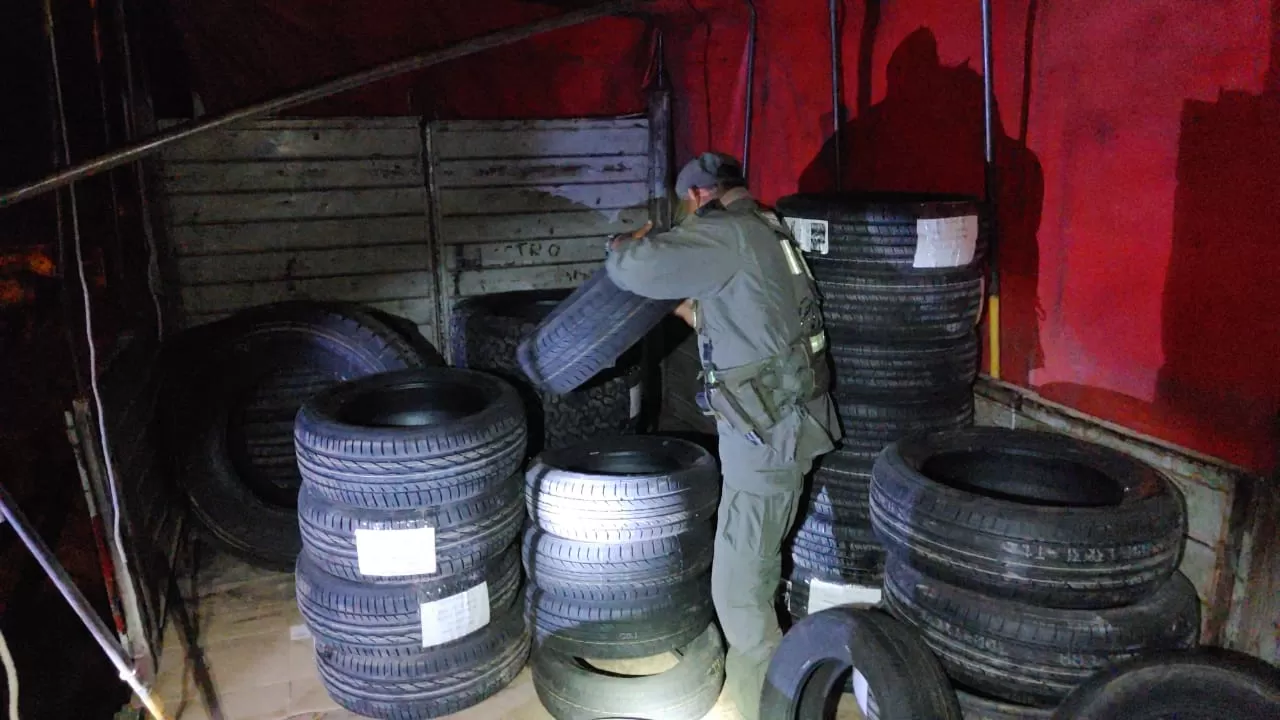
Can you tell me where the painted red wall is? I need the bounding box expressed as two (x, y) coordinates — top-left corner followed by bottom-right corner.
(164, 0), (1278, 473)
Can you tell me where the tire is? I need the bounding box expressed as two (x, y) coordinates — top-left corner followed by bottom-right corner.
(518, 267), (679, 395)
(315, 603), (530, 719)
(834, 390), (975, 463)
(1050, 648), (1280, 720)
(295, 542), (522, 656)
(295, 368), (527, 509)
(296, 480), (524, 582)
(958, 691), (1055, 720)
(870, 427), (1187, 609)
(525, 436), (720, 542)
(531, 622), (725, 720)
(450, 290), (641, 455)
(760, 607), (963, 720)
(784, 565), (883, 621)
(525, 577), (714, 660)
(882, 557), (1200, 707)
(789, 513), (886, 584)
(522, 523), (713, 601)
(806, 449), (874, 523)
(776, 192), (987, 271)
(828, 332), (979, 397)
(174, 301), (434, 569)
(811, 262), (984, 341)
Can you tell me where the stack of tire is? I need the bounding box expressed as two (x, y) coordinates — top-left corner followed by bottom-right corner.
(451, 290), (643, 457)
(522, 435), (725, 720)
(166, 301), (440, 569)
(291, 367), (531, 718)
(774, 193), (986, 620)
(872, 427), (1201, 719)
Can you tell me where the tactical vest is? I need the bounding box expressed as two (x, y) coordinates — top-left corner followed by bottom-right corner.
(692, 204), (830, 445)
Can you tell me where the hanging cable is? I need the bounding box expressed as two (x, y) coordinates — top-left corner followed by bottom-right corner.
(43, 0), (132, 625)
(0, 625), (18, 720)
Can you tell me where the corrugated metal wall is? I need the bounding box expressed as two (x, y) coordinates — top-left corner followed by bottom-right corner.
(157, 118), (438, 339)
(425, 117), (652, 358)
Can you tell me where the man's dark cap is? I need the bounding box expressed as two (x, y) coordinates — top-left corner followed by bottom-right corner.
(675, 152), (745, 196)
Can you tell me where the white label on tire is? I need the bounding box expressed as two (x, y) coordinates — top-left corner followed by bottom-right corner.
(807, 578), (882, 613)
(629, 383), (643, 418)
(354, 526), (436, 577)
(420, 581), (489, 648)
(784, 217), (830, 255)
(852, 669), (874, 718)
(914, 215), (979, 268)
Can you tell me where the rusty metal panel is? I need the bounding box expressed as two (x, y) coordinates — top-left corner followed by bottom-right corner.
(156, 118), (438, 341)
(426, 117), (652, 359)
(974, 378), (1258, 645)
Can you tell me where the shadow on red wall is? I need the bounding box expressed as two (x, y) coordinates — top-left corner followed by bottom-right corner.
(1154, 84), (1280, 471)
(797, 27), (1045, 387)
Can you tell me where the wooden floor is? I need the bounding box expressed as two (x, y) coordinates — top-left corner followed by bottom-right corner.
(149, 550), (867, 720)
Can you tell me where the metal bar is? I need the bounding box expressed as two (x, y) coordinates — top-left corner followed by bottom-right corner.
(981, 0), (1002, 379)
(0, 481), (169, 718)
(0, 0), (637, 208)
(742, 0), (757, 177)
(829, 0), (842, 190)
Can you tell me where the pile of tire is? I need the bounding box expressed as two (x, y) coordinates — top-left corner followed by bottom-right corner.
(291, 367), (531, 719)
(759, 608), (1280, 720)
(774, 193), (985, 619)
(523, 435), (725, 720)
(872, 427), (1201, 719)
(165, 301), (440, 569)
(451, 290), (643, 457)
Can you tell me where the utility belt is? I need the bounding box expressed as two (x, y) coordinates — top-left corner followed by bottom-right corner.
(696, 332), (829, 446)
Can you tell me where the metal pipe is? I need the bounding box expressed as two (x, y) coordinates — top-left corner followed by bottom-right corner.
(0, 482), (169, 719)
(981, 0), (1002, 379)
(741, 0), (757, 178)
(0, 0), (637, 208)
(829, 0), (842, 190)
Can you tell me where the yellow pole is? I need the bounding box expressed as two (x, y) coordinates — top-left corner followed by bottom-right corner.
(988, 294), (1002, 379)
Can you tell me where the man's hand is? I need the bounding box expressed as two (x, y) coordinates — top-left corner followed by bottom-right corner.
(609, 220), (654, 251)
(673, 298), (695, 328)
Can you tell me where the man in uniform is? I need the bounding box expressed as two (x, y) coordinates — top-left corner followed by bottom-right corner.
(604, 152), (841, 718)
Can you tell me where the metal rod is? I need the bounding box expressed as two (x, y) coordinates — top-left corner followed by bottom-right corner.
(741, 0), (757, 178)
(0, 0), (637, 208)
(0, 482), (169, 718)
(829, 0), (842, 191)
(981, 0), (1002, 379)
(982, 0), (996, 188)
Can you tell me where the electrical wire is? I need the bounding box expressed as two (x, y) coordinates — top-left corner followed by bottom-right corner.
(43, 0), (132, 615)
(0, 625), (18, 720)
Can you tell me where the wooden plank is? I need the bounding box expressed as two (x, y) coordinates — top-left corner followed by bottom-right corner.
(162, 127), (419, 161)
(364, 299), (437, 328)
(453, 262), (599, 296)
(432, 127), (649, 160)
(163, 158), (422, 193)
(438, 182), (649, 216)
(435, 157), (647, 188)
(177, 244), (432, 286)
(168, 187), (427, 225)
(447, 237), (604, 271)
(158, 117), (419, 131)
(180, 272), (435, 316)
(169, 216), (428, 255)
(439, 208), (649, 245)
(433, 117), (646, 133)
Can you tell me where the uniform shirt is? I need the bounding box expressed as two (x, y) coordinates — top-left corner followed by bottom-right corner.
(605, 189), (805, 371)
(605, 189), (842, 469)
